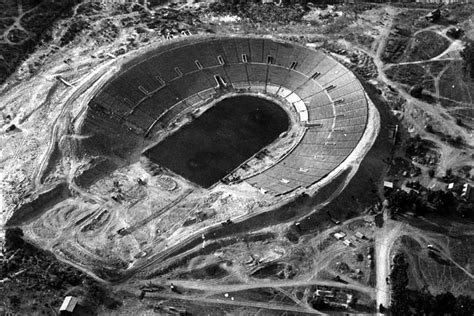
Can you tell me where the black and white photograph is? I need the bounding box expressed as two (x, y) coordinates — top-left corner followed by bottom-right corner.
(0, 0), (473, 314)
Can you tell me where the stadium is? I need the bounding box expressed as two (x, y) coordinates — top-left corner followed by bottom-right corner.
(83, 36), (369, 196)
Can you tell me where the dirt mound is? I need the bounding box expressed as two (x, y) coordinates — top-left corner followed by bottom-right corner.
(177, 261), (231, 280)
(251, 262), (296, 280)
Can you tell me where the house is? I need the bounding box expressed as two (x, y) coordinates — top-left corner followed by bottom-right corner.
(355, 232), (365, 239)
(60, 296), (78, 315)
(315, 289), (334, 298)
(343, 240), (353, 247)
(461, 183), (471, 201)
(384, 181), (394, 189)
(334, 232), (346, 240)
(447, 182), (454, 190)
(314, 287), (353, 308)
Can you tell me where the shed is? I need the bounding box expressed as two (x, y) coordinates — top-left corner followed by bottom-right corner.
(60, 296), (78, 314)
(355, 232), (365, 239)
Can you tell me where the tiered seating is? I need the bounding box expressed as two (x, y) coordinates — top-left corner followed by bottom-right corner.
(274, 41), (295, 68)
(221, 38), (240, 64)
(249, 38), (264, 63)
(88, 36), (368, 195)
(106, 77), (145, 105)
(246, 63), (268, 84)
(137, 87), (178, 118)
(158, 100), (195, 127)
(281, 70), (309, 93)
(211, 66), (233, 86)
(298, 51), (326, 76)
(267, 66), (289, 88)
(234, 38), (251, 62)
(225, 64), (248, 85)
(317, 64), (347, 87)
(263, 39), (278, 63)
(165, 47), (200, 74)
(288, 46), (308, 69)
(208, 40), (227, 64)
(126, 109), (156, 132)
(166, 72), (216, 99)
(192, 41), (221, 68)
(313, 56), (337, 79)
(91, 90), (131, 116)
(293, 79), (322, 100)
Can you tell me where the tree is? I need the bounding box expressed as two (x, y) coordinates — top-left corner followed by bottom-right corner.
(461, 39), (474, 79)
(410, 84), (423, 98)
(311, 296), (329, 310)
(453, 295), (474, 315)
(428, 168), (435, 178)
(5, 228), (24, 251)
(389, 254), (409, 315)
(432, 292), (456, 315)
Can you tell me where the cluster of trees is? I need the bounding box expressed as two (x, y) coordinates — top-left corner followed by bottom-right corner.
(405, 135), (437, 160)
(386, 186), (472, 219)
(1, 228), (121, 314)
(389, 253), (474, 315)
(389, 254), (410, 314)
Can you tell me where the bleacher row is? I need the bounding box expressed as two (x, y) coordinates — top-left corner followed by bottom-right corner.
(88, 36), (368, 195)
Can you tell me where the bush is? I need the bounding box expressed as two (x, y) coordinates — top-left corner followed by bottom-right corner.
(410, 85), (423, 97)
(4, 227), (24, 251)
(428, 169), (435, 178)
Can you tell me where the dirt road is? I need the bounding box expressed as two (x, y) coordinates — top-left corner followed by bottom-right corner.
(164, 278), (375, 296)
(375, 217), (404, 312)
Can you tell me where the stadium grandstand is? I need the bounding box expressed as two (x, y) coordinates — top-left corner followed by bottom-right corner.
(87, 36), (368, 196)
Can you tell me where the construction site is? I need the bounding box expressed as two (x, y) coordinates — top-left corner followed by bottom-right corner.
(0, 1), (473, 315)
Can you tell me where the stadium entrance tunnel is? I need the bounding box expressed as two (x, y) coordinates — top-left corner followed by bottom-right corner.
(144, 95), (289, 188)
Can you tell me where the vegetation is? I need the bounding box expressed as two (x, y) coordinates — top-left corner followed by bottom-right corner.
(390, 254), (410, 315)
(0, 228), (121, 314)
(381, 10), (430, 63)
(386, 182), (473, 219)
(403, 31), (450, 62)
(385, 64), (434, 92)
(404, 135), (437, 160)
(59, 19), (91, 46)
(0, 1), (74, 84)
(389, 253), (474, 315)
(461, 39), (474, 80)
(439, 61), (474, 104)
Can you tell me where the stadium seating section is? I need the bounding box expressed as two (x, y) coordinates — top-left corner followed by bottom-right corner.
(88, 37), (368, 195)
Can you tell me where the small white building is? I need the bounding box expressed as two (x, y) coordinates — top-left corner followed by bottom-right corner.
(461, 183), (471, 201)
(343, 240), (353, 247)
(384, 181), (394, 189)
(60, 296), (78, 314)
(334, 232), (346, 240)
